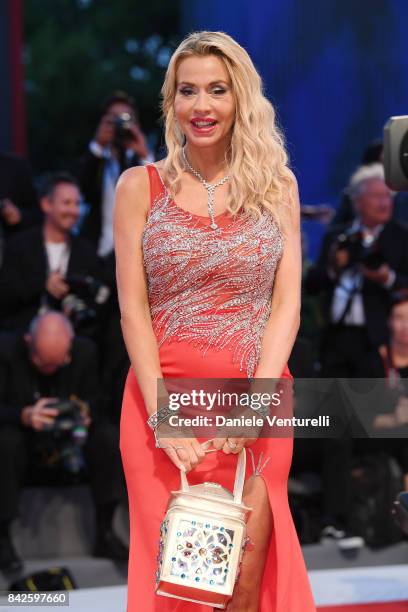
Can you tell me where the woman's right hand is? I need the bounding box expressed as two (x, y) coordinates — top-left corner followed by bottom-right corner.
(156, 433), (207, 473)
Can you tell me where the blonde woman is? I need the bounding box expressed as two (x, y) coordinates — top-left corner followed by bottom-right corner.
(115, 31), (316, 612)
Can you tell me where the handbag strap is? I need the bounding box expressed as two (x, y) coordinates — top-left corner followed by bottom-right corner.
(180, 447), (247, 504)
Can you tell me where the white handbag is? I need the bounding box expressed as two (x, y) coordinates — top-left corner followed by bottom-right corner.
(155, 446), (252, 609)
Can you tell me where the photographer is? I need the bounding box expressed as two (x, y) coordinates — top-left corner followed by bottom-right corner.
(0, 312), (128, 572)
(306, 164), (408, 376)
(0, 172), (108, 337)
(76, 90), (154, 257)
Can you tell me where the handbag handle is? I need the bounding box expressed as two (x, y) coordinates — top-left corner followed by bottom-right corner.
(180, 444), (247, 505)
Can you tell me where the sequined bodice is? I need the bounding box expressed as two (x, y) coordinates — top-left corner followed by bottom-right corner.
(142, 165), (284, 378)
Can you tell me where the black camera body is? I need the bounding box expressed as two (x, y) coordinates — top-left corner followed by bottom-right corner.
(44, 398), (86, 433)
(113, 112), (134, 146)
(42, 398), (89, 475)
(62, 274), (110, 329)
(335, 229), (385, 270)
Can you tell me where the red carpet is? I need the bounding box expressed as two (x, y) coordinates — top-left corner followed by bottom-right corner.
(318, 603), (408, 611)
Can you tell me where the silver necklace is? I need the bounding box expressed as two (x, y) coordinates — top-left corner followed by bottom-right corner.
(182, 147), (230, 229)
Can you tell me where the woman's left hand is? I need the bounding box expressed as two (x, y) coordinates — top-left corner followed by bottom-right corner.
(211, 404), (264, 453)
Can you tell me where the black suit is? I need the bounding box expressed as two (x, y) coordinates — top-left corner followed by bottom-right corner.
(0, 152), (41, 240)
(0, 226), (102, 333)
(306, 219), (408, 352)
(75, 148), (142, 247)
(0, 332), (125, 522)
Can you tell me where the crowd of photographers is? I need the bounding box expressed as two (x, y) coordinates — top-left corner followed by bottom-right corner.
(293, 146), (408, 549)
(0, 92), (407, 573)
(0, 91), (152, 573)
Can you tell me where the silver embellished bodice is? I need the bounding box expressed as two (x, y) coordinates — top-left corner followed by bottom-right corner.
(142, 170), (284, 378)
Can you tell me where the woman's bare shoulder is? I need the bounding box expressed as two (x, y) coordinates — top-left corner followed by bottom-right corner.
(115, 165), (151, 218)
(116, 164), (149, 192)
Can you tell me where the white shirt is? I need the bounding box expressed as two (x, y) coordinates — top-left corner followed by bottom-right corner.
(45, 241), (70, 276)
(89, 141), (155, 257)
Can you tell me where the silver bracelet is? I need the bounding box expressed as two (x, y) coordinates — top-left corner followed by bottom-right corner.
(247, 379), (269, 420)
(147, 404), (178, 430)
(249, 404), (269, 420)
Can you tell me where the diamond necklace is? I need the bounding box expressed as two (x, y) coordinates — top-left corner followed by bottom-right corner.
(182, 146), (230, 229)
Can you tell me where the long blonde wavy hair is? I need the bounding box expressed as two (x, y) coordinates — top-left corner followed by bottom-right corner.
(160, 30), (296, 231)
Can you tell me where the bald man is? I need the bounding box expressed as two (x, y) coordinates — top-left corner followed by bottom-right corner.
(0, 311), (127, 572)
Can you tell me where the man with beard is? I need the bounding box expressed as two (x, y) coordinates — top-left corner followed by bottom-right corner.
(0, 172), (103, 335)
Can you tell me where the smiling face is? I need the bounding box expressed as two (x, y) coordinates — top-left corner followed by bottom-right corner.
(174, 54), (236, 149)
(41, 182), (81, 233)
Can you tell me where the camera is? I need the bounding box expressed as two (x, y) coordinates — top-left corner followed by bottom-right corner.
(113, 112), (134, 146)
(334, 229), (385, 270)
(61, 274), (110, 329)
(384, 115), (408, 191)
(42, 397), (89, 475)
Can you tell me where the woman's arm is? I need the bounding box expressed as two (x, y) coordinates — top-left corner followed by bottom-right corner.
(254, 172), (302, 379)
(113, 166), (164, 416)
(213, 173), (301, 455)
(113, 166), (205, 471)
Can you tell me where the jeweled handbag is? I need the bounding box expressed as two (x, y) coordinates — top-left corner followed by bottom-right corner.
(155, 447), (252, 609)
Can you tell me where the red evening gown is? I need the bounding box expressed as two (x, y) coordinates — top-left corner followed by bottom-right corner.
(119, 164), (317, 611)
